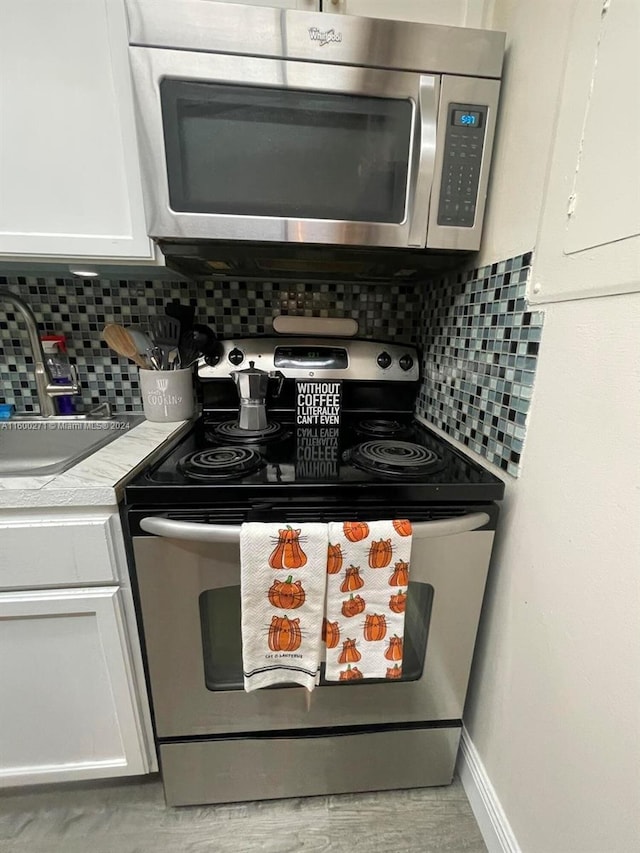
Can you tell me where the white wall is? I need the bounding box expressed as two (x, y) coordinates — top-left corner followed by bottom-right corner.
(461, 1), (640, 850)
(466, 295), (640, 852)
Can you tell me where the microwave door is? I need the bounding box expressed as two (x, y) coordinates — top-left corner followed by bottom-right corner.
(129, 47), (439, 249)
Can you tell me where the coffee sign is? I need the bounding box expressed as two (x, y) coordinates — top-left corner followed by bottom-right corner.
(295, 380), (342, 426)
(296, 427), (340, 480)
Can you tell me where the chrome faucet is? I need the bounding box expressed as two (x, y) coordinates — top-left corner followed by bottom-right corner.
(0, 289), (81, 417)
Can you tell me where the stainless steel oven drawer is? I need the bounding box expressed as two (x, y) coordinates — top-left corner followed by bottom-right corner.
(160, 725), (461, 806)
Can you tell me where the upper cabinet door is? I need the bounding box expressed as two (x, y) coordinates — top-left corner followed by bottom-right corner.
(325, 0), (487, 27)
(532, 0), (640, 303)
(0, 0), (153, 261)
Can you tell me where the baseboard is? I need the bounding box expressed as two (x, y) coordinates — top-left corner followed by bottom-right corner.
(457, 727), (521, 853)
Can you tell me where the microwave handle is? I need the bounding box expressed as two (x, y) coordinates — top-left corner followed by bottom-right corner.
(407, 76), (438, 248)
(138, 512), (490, 544)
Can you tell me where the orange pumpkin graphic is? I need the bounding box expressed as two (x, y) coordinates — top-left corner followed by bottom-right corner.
(386, 664), (403, 679)
(368, 538), (393, 568)
(268, 615), (302, 652)
(339, 665), (364, 681)
(267, 576), (305, 610)
(363, 613), (387, 642)
(343, 521), (369, 542)
(389, 589), (407, 613)
(392, 519), (412, 537)
(269, 527), (307, 570)
(340, 564), (365, 593)
(384, 635), (404, 661)
(327, 543), (343, 575)
(389, 560), (410, 587)
(338, 638), (361, 664)
(322, 618), (340, 649)
(341, 593), (366, 618)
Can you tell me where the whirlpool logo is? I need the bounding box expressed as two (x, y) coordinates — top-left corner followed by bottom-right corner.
(308, 27), (342, 46)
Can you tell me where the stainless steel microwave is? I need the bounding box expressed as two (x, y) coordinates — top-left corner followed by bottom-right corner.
(125, 0), (505, 257)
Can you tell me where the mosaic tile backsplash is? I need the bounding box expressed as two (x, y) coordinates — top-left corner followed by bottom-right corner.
(0, 276), (420, 413)
(0, 252), (543, 477)
(416, 252), (543, 477)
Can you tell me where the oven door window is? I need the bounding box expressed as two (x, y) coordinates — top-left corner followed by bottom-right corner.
(199, 581), (433, 691)
(161, 80), (413, 224)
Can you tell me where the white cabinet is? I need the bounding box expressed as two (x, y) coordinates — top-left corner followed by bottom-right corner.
(325, 0), (488, 27)
(0, 509), (155, 788)
(0, 512), (120, 588)
(0, 587), (148, 786)
(532, 0), (640, 303)
(0, 0), (153, 262)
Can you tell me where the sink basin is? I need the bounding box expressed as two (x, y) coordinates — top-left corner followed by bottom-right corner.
(0, 414), (145, 477)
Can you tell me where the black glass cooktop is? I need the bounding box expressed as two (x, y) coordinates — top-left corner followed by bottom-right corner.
(124, 411), (505, 505)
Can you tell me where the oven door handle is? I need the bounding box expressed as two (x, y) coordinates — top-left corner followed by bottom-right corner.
(140, 517), (241, 543)
(138, 512), (490, 543)
(412, 512), (490, 539)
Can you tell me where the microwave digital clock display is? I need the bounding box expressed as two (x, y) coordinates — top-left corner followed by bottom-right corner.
(452, 110), (483, 128)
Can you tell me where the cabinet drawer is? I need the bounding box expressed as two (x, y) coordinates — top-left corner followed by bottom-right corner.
(0, 512), (124, 588)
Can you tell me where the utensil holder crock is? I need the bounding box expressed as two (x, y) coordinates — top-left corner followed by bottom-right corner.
(139, 367), (194, 423)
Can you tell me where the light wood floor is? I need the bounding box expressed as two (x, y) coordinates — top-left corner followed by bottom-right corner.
(0, 775), (486, 853)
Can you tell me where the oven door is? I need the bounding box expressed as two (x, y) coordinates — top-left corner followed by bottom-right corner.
(130, 508), (495, 738)
(128, 46), (437, 249)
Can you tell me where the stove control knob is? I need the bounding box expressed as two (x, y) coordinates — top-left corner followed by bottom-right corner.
(376, 351), (392, 369)
(228, 348), (244, 366)
(399, 354), (414, 372)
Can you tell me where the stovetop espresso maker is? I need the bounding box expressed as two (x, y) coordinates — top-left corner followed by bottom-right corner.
(230, 360), (285, 430)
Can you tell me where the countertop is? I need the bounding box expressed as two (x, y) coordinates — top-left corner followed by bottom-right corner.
(0, 417), (191, 509)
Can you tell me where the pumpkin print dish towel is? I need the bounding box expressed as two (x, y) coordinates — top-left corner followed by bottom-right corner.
(240, 522), (328, 692)
(324, 520), (413, 682)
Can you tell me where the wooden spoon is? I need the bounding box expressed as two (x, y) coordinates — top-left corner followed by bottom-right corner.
(102, 324), (149, 369)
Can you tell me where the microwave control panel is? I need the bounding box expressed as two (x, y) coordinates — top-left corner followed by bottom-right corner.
(437, 103), (488, 228)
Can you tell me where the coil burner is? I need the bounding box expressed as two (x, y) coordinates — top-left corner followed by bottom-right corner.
(209, 420), (284, 444)
(355, 418), (410, 439)
(347, 440), (442, 480)
(178, 446), (264, 481)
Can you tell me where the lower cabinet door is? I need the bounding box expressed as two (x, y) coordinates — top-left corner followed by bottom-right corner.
(0, 587), (151, 787)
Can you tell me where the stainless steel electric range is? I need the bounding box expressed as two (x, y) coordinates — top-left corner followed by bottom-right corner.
(122, 338), (504, 806)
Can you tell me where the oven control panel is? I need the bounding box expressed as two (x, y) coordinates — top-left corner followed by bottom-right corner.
(198, 338), (419, 382)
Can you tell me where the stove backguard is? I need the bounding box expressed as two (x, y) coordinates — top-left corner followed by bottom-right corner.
(197, 337), (421, 416)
